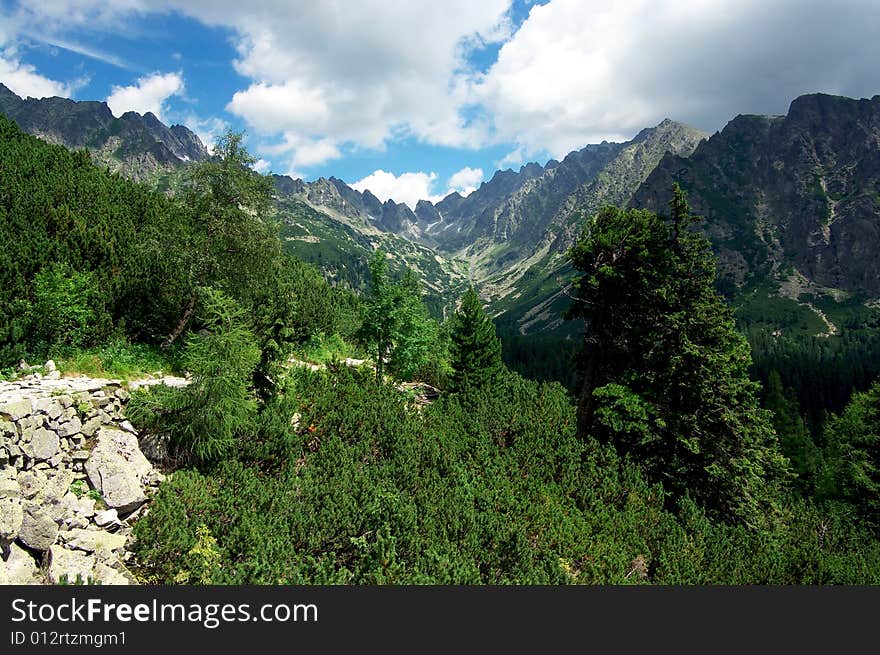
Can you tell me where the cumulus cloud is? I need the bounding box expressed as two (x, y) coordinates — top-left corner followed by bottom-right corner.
(477, 0), (880, 159)
(447, 166), (484, 196)
(351, 170), (442, 209)
(251, 158), (270, 173)
(6, 0), (880, 174)
(0, 54), (72, 98)
(181, 113), (228, 153)
(106, 71), (184, 120)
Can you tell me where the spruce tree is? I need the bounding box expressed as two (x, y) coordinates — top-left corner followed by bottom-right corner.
(566, 185), (790, 527)
(448, 285), (504, 393)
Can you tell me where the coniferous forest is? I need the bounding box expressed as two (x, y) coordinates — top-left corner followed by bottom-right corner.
(4, 112), (880, 585)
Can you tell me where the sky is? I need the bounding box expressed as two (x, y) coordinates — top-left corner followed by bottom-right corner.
(1, 0), (879, 209)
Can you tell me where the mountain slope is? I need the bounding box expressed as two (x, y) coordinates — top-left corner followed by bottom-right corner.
(633, 93), (880, 297)
(0, 83), (208, 182)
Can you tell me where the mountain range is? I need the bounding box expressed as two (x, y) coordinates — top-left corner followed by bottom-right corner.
(2, 82), (879, 339)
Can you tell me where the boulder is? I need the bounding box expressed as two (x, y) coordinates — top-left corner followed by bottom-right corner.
(85, 428), (151, 513)
(44, 545), (95, 585)
(94, 508), (120, 528)
(18, 502), (59, 551)
(26, 427), (60, 461)
(5, 542), (41, 584)
(65, 528), (127, 554)
(0, 397), (32, 421)
(57, 416), (82, 438)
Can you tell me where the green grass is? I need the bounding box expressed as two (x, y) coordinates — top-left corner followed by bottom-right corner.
(47, 339), (183, 382)
(294, 332), (366, 366)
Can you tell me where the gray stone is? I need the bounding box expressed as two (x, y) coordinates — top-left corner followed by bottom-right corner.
(115, 388), (131, 402)
(1, 417), (17, 436)
(44, 360), (56, 373)
(65, 528), (127, 554)
(0, 397), (32, 420)
(0, 467), (23, 542)
(17, 470), (46, 499)
(71, 450), (90, 461)
(44, 370), (61, 380)
(5, 542), (41, 584)
(94, 508), (119, 528)
(81, 416), (103, 437)
(27, 427), (60, 461)
(57, 416), (82, 438)
(33, 397), (64, 419)
(18, 503), (59, 551)
(44, 545), (95, 585)
(85, 428), (151, 513)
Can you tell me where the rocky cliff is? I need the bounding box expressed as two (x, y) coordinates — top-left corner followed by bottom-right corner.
(632, 93), (880, 296)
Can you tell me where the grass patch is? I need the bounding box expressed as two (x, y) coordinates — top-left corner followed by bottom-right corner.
(49, 339), (183, 382)
(295, 332), (365, 366)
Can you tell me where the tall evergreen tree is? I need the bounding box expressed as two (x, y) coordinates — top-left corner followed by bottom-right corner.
(565, 185), (790, 527)
(448, 286), (504, 393)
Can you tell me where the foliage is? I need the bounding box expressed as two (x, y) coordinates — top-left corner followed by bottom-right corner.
(565, 185), (790, 527)
(448, 286), (504, 394)
(818, 382), (880, 525)
(29, 263), (111, 349)
(357, 251), (438, 381)
(127, 288), (260, 466)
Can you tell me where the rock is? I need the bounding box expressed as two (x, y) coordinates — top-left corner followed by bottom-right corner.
(5, 542), (41, 584)
(44, 545), (95, 585)
(57, 416), (82, 438)
(65, 528), (127, 554)
(32, 397), (64, 420)
(94, 508), (119, 528)
(71, 450), (90, 461)
(17, 470), (46, 499)
(81, 416), (103, 437)
(45, 370), (61, 380)
(26, 427), (60, 461)
(85, 428), (151, 513)
(0, 467), (23, 542)
(0, 397), (32, 421)
(18, 502), (59, 551)
(44, 360), (56, 373)
(92, 560), (133, 585)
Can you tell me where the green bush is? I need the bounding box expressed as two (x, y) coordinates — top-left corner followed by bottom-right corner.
(30, 263), (111, 349)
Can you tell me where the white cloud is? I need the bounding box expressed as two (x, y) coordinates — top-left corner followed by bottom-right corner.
(0, 54), (72, 98)
(446, 166), (484, 196)
(181, 113), (228, 153)
(106, 71), (184, 120)
(252, 158), (270, 173)
(351, 170), (442, 209)
(477, 0), (880, 158)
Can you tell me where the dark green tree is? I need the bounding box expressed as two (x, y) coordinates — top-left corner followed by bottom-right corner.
(565, 185), (790, 526)
(127, 287), (260, 466)
(764, 370), (818, 490)
(160, 131), (280, 346)
(448, 285), (504, 393)
(358, 251), (437, 381)
(818, 382), (880, 524)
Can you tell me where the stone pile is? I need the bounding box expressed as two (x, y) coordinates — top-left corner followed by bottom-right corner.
(1, 364), (179, 585)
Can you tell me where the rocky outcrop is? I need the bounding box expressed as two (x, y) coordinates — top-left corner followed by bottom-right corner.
(632, 93), (880, 295)
(0, 368), (181, 585)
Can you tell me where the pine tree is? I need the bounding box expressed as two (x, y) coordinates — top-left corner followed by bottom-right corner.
(566, 184), (790, 527)
(448, 286), (504, 394)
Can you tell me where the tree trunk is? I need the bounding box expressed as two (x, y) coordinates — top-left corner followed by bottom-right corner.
(162, 292), (197, 348)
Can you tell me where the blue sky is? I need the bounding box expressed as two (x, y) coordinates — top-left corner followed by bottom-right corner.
(2, 0), (879, 208)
